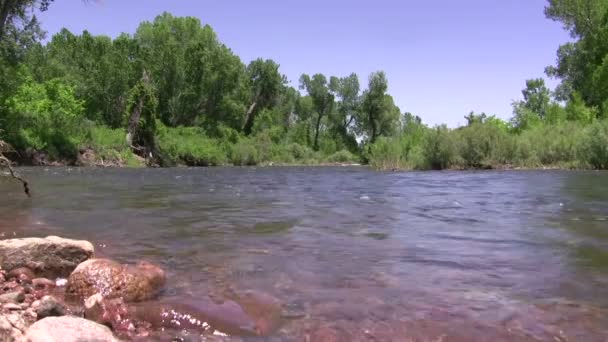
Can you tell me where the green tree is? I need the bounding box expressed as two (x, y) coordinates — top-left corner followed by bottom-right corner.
(328, 73), (360, 151)
(545, 0), (608, 108)
(512, 78), (552, 130)
(299, 73), (334, 151)
(360, 71), (400, 144)
(242, 58), (286, 135)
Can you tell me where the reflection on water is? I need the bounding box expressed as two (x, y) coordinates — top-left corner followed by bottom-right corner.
(1, 167), (608, 340)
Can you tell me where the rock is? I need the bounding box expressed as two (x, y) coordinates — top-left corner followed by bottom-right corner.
(2, 303), (21, 311)
(23, 316), (121, 342)
(84, 293), (130, 331)
(66, 259), (165, 302)
(31, 278), (55, 290)
(7, 267), (35, 284)
(230, 290), (283, 335)
(0, 314), (23, 342)
(129, 298), (259, 336)
(0, 236), (94, 278)
(0, 291), (25, 304)
(34, 296), (65, 319)
(5, 314), (26, 333)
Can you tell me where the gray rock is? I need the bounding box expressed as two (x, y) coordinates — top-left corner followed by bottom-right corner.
(24, 316), (121, 342)
(34, 296), (66, 320)
(0, 291), (25, 304)
(0, 236), (94, 278)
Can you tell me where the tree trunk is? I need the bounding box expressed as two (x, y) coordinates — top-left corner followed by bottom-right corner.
(242, 101), (257, 136)
(370, 114), (378, 144)
(313, 112), (323, 151)
(0, 0), (16, 40)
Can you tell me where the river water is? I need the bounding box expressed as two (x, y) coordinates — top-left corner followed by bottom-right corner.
(1, 167), (608, 341)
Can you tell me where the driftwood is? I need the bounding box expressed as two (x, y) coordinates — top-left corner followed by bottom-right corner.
(0, 140), (30, 197)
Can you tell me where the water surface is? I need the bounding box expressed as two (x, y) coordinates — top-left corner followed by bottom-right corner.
(1, 167), (608, 341)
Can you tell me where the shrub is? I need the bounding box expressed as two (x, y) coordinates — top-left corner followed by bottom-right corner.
(327, 149), (358, 164)
(579, 120), (608, 169)
(422, 125), (458, 170)
(230, 139), (259, 166)
(5, 77), (85, 160)
(368, 137), (404, 170)
(157, 125), (226, 166)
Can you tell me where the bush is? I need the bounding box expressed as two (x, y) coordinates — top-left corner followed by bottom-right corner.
(230, 139), (259, 166)
(514, 123), (582, 167)
(422, 125), (459, 170)
(157, 125), (227, 166)
(368, 137), (404, 170)
(579, 120), (608, 169)
(288, 143), (315, 161)
(458, 123), (511, 168)
(327, 149), (358, 164)
(5, 77), (85, 160)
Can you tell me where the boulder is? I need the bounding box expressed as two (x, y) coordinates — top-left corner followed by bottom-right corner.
(0, 236), (94, 278)
(23, 316), (121, 342)
(33, 296), (66, 319)
(66, 259), (165, 302)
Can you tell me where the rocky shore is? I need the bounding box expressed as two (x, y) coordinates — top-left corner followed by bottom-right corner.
(0, 236), (283, 341)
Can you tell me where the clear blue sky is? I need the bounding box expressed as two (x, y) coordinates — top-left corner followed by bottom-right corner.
(38, 0), (570, 127)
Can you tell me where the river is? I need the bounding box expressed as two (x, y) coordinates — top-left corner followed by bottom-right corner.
(1, 167), (607, 341)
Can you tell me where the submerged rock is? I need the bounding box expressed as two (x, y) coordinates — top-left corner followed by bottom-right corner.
(84, 293), (130, 331)
(129, 292), (284, 338)
(0, 236), (94, 278)
(66, 259), (166, 302)
(24, 316), (121, 342)
(129, 299), (259, 337)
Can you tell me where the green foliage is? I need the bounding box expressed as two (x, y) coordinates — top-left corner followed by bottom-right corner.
(579, 120), (608, 169)
(458, 122), (511, 168)
(514, 122), (583, 167)
(422, 125), (459, 170)
(156, 125), (226, 166)
(2, 7), (608, 171)
(4, 77), (84, 158)
(326, 150), (358, 164)
(229, 138), (258, 166)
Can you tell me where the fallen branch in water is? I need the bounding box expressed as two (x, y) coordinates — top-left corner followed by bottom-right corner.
(0, 140), (31, 197)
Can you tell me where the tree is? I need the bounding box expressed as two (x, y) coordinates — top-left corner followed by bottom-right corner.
(360, 71), (400, 144)
(545, 0), (608, 109)
(328, 73), (360, 151)
(512, 78), (552, 130)
(242, 58), (286, 135)
(134, 12), (248, 129)
(0, 0), (52, 40)
(299, 73), (334, 151)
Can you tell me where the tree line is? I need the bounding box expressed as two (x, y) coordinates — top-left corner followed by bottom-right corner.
(0, 0), (607, 169)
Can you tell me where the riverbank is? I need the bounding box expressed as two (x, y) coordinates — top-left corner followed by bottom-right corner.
(0, 236), (284, 341)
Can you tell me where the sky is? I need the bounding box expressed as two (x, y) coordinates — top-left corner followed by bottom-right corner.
(37, 0), (571, 127)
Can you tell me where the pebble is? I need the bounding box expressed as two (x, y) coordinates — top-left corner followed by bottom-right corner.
(32, 278), (56, 290)
(3, 303), (22, 311)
